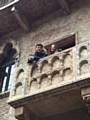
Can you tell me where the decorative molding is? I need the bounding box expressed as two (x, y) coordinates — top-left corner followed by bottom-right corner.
(0, 91), (9, 99)
(8, 78), (90, 108)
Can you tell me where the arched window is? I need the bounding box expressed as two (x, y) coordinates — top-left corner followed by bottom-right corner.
(0, 43), (17, 93)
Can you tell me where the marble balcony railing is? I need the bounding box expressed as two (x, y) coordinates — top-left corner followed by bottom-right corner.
(9, 41), (90, 101)
(9, 47), (75, 100)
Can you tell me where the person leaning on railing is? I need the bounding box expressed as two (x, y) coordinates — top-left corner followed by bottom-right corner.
(28, 44), (48, 64)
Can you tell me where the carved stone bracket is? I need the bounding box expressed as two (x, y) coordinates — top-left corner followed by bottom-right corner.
(15, 106), (39, 120)
(81, 87), (90, 115)
(15, 106), (24, 120)
(15, 106), (30, 120)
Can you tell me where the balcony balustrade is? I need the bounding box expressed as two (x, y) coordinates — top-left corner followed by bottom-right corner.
(8, 41), (90, 104)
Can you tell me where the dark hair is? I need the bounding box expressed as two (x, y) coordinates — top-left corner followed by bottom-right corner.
(36, 44), (43, 48)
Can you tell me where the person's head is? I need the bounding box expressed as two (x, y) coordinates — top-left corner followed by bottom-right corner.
(35, 44), (43, 52)
(50, 44), (56, 54)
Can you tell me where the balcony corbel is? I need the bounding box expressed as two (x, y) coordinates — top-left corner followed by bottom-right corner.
(81, 87), (90, 117)
(15, 106), (33, 120)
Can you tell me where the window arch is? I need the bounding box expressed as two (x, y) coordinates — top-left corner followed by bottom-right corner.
(0, 42), (18, 93)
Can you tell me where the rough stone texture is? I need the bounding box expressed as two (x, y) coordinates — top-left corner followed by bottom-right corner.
(0, 97), (9, 120)
(17, 0), (90, 65)
(0, 0), (90, 65)
(0, 94), (17, 120)
(0, 0), (90, 120)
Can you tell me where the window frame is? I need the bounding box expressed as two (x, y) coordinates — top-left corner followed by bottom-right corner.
(45, 33), (77, 54)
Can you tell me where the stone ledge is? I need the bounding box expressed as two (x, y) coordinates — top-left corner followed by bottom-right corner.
(8, 78), (90, 108)
(0, 91), (9, 99)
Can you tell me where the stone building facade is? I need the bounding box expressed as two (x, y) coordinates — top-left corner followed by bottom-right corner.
(0, 0), (90, 120)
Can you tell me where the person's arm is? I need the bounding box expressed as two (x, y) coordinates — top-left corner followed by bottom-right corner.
(42, 52), (48, 58)
(28, 53), (35, 64)
(29, 52), (41, 61)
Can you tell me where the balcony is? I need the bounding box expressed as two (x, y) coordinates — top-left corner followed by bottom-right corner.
(9, 47), (75, 98)
(8, 41), (90, 119)
(26, 47), (76, 94)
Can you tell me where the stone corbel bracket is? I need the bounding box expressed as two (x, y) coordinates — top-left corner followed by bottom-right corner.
(81, 87), (90, 114)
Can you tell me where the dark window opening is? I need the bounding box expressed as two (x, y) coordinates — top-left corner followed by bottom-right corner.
(0, 65), (12, 92)
(0, 43), (17, 93)
(45, 34), (76, 54)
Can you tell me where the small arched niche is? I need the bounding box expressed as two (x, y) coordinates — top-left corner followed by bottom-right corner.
(40, 74), (50, 88)
(31, 64), (39, 77)
(51, 56), (61, 70)
(30, 79), (39, 92)
(79, 46), (88, 59)
(16, 69), (24, 81)
(40, 60), (50, 73)
(15, 82), (23, 96)
(52, 71), (62, 85)
(80, 60), (89, 74)
(63, 68), (73, 81)
(63, 53), (72, 67)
